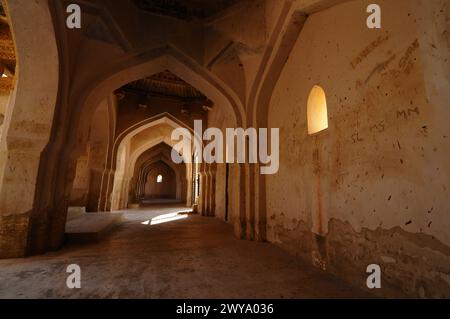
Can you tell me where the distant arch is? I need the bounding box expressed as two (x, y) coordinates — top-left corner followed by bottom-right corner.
(134, 151), (186, 202)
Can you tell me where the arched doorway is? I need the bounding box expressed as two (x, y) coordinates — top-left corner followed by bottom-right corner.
(28, 45), (246, 255)
(143, 161), (176, 200)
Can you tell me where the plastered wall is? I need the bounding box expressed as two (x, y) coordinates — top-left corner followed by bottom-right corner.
(266, 0), (450, 297)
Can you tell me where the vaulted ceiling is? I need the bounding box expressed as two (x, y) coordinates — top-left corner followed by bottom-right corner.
(131, 0), (239, 21)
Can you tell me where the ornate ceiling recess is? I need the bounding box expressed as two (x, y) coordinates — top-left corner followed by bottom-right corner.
(120, 70), (213, 105)
(131, 0), (239, 21)
(0, 3), (15, 95)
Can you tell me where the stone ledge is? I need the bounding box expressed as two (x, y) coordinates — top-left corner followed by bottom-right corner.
(65, 212), (124, 244)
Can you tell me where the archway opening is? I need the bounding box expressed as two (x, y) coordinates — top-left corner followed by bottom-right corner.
(144, 162), (176, 200)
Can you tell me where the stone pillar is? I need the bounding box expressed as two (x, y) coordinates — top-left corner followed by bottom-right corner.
(99, 169), (115, 211)
(0, 0), (59, 258)
(86, 169), (104, 212)
(208, 166), (217, 217)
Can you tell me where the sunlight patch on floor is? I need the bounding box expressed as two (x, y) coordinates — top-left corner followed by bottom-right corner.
(141, 209), (193, 225)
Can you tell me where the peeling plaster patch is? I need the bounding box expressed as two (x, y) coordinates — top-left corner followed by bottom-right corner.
(11, 121), (51, 135)
(441, 273), (450, 286)
(312, 250), (327, 271)
(269, 217), (450, 298)
(327, 218), (450, 298)
(381, 255), (397, 264)
(7, 138), (37, 151)
(0, 213), (30, 258)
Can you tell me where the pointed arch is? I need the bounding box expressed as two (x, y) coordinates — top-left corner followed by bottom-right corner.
(108, 115), (193, 210)
(69, 45), (245, 158)
(29, 44), (247, 254)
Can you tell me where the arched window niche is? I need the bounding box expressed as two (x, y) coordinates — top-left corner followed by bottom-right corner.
(307, 85), (329, 135)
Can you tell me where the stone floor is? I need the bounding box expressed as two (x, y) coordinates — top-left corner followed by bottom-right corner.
(0, 205), (372, 299)
(65, 211), (124, 243)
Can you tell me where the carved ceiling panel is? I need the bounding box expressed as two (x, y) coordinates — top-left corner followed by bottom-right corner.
(131, 0), (239, 21)
(120, 70), (211, 104)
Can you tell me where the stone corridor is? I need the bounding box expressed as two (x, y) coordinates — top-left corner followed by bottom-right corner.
(0, 205), (370, 299)
(0, 0), (448, 299)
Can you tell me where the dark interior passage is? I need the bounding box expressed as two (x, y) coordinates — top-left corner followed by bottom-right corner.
(144, 161), (176, 200)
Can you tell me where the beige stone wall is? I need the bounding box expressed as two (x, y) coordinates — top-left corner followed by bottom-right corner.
(266, 0), (450, 297)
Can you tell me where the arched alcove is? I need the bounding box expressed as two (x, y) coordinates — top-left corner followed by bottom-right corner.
(307, 85), (328, 135)
(144, 162), (176, 200)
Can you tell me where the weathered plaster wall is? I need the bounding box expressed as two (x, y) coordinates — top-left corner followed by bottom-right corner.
(266, 0), (450, 297)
